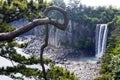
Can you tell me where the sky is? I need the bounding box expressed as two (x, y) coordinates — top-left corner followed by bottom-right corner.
(80, 0), (120, 8)
(48, 0), (120, 8)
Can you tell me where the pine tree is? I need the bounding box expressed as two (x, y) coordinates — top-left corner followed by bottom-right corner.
(0, 0), (77, 80)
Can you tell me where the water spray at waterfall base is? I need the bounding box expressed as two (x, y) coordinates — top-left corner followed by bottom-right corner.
(95, 24), (108, 58)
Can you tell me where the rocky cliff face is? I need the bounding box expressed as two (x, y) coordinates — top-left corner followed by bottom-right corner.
(47, 19), (95, 56)
(10, 19), (95, 56)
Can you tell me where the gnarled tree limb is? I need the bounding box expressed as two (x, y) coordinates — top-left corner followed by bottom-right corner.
(0, 6), (69, 41)
(40, 24), (49, 80)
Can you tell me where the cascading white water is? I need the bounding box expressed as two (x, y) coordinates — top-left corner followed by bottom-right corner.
(96, 24), (108, 58)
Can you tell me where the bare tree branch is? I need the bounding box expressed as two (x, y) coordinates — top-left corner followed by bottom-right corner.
(40, 24), (49, 80)
(44, 6), (69, 28)
(0, 6), (69, 80)
(0, 6), (69, 41)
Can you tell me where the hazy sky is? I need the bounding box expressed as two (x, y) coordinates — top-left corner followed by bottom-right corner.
(80, 0), (120, 8)
(48, 0), (120, 8)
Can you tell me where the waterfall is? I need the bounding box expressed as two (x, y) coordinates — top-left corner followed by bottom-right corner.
(95, 24), (108, 58)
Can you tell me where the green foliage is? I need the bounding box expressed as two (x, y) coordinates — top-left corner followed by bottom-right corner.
(47, 65), (78, 80)
(0, 0), (52, 23)
(0, 64), (42, 78)
(95, 13), (120, 79)
(0, 0), (78, 79)
(65, 4), (120, 52)
(52, 0), (66, 8)
(109, 54), (120, 80)
(0, 42), (16, 55)
(67, 5), (118, 25)
(12, 0), (28, 10)
(48, 0), (65, 20)
(52, 1), (120, 57)
(94, 74), (112, 80)
(0, 22), (16, 33)
(0, 64), (78, 80)
(18, 42), (28, 48)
